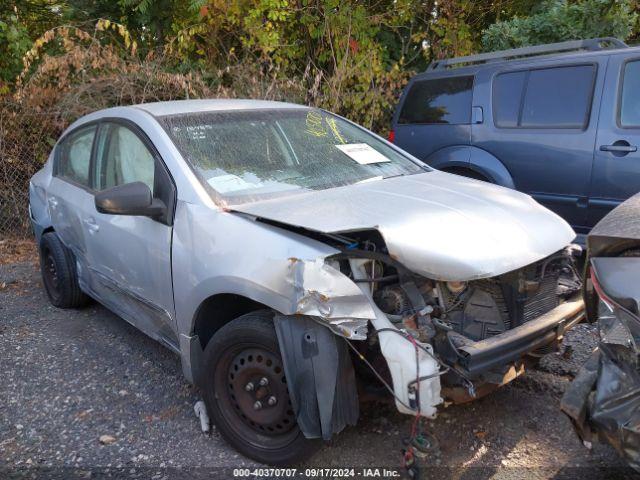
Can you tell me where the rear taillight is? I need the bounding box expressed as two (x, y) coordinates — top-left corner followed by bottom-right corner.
(388, 129), (395, 143)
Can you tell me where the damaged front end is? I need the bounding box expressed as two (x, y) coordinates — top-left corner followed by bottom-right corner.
(561, 257), (640, 471)
(277, 226), (584, 438)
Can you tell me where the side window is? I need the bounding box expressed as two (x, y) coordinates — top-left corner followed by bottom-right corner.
(57, 126), (96, 187)
(493, 71), (526, 127)
(493, 65), (595, 129)
(398, 76), (474, 125)
(620, 60), (640, 128)
(521, 65), (594, 128)
(95, 124), (155, 193)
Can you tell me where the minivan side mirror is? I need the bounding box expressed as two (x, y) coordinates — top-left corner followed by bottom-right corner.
(95, 181), (166, 219)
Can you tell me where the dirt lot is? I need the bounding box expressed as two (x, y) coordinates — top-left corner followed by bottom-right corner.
(1, 251), (639, 479)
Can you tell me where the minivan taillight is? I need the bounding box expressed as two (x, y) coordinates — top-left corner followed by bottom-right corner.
(388, 129), (395, 143)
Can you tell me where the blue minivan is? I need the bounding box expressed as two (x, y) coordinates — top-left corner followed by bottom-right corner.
(391, 38), (640, 237)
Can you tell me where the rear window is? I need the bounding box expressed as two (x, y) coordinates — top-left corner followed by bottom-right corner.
(56, 125), (96, 187)
(620, 60), (640, 128)
(398, 76), (473, 125)
(493, 65), (595, 129)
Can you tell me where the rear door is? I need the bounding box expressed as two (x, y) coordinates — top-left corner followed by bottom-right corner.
(588, 53), (640, 227)
(84, 120), (178, 348)
(393, 74), (474, 161)
(47, 124), (98, 286)
(473, 58), (606, 233)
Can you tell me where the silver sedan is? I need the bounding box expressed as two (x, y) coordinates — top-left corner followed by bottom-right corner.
(29, 99), (584, 464)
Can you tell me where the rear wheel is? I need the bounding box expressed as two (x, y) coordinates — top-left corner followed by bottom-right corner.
(39, 232), (89, 308)
(202, 311), (319, 465)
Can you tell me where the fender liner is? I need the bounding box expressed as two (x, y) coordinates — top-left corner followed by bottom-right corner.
(274, 314), (359, 440)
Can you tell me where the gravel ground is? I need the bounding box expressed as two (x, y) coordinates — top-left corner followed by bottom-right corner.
(1, 260), (639, 479)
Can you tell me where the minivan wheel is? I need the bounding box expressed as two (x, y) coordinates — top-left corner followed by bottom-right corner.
(202, 311), (319, 465)
(39, 232), (89, 308)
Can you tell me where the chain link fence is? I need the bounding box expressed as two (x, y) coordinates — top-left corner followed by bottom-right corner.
(0, 102), (67, 238)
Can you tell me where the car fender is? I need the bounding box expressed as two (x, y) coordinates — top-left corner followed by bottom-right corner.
(427, 145), (515, 189)
(173, 202), (376, 383)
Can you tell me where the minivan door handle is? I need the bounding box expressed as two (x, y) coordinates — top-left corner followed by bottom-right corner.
(599, 141), (637, 154)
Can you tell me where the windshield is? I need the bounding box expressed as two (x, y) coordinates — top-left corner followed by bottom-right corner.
(160, 108), (426, 205)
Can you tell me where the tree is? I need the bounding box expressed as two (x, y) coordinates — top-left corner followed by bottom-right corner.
(482, 0), (637, 52)
(0, 1), (65, 92)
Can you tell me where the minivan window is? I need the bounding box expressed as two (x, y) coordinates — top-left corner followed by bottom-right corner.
(521, 65), (594, 128)
(493, 71), (527, 127)
(493, 65), (595, 129)
(620, 60), (640, 128)
(56, 125), (96, 187)
(398, 76), (473, 125)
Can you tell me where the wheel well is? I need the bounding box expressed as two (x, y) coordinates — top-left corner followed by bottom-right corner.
(442, 166), (491, 182)
(41, 226), (55, 238)
(193, 294), (269, 349)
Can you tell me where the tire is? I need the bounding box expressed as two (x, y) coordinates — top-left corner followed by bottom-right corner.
(39, 232), (89, 308)
(202, 311), (320, 465)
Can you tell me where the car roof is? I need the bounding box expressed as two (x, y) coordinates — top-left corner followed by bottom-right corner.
(412, 44), (640, 79)
(131, 99), (309, 117)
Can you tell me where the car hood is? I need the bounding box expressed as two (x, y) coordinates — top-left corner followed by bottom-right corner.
(231, 171), (576, 281)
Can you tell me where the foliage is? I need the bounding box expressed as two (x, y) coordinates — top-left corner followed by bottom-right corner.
(0, 0), (65, 93)
(3, 1), (640, 237)
(3, 0), (640, 132)
(482, 0), (637, 51)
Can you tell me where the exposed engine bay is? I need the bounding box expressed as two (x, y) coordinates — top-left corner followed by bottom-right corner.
(372, 250), (582, 344)
(317, 229), (584, 408)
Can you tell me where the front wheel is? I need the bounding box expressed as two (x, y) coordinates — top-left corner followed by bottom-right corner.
(202, 311), (319, 465)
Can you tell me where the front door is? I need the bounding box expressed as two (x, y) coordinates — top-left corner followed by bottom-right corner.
(588, 54), (640, 227)
(85, 120), (177, 348)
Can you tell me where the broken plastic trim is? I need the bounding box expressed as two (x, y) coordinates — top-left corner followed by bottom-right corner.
(561, 259), (640, 472)
(273, 314), (359, 440)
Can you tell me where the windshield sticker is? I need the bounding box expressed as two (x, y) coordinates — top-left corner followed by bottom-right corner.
(335, 143), (391, 165)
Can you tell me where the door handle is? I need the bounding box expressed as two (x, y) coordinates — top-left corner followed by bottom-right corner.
(47, 197), (58, 208)
(600, 142), (637, 154)
(83, 218), (100, 234)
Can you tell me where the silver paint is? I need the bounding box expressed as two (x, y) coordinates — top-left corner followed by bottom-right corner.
(29, 99), (577, 415)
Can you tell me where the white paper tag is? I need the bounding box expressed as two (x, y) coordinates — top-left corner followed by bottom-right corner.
(335, 143), (391, 165)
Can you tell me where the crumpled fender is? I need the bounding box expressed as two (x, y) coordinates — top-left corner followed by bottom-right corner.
(286, 257), (375, 340)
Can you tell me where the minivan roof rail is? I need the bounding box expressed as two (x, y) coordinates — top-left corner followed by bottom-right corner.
(427, 37), (628, 71)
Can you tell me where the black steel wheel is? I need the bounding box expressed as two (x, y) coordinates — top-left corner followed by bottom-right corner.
(202, 311), (319, 465)
(39, 232), (89, 308)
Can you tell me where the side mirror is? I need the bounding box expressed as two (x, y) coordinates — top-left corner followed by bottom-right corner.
(95, 182), (166, 219)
